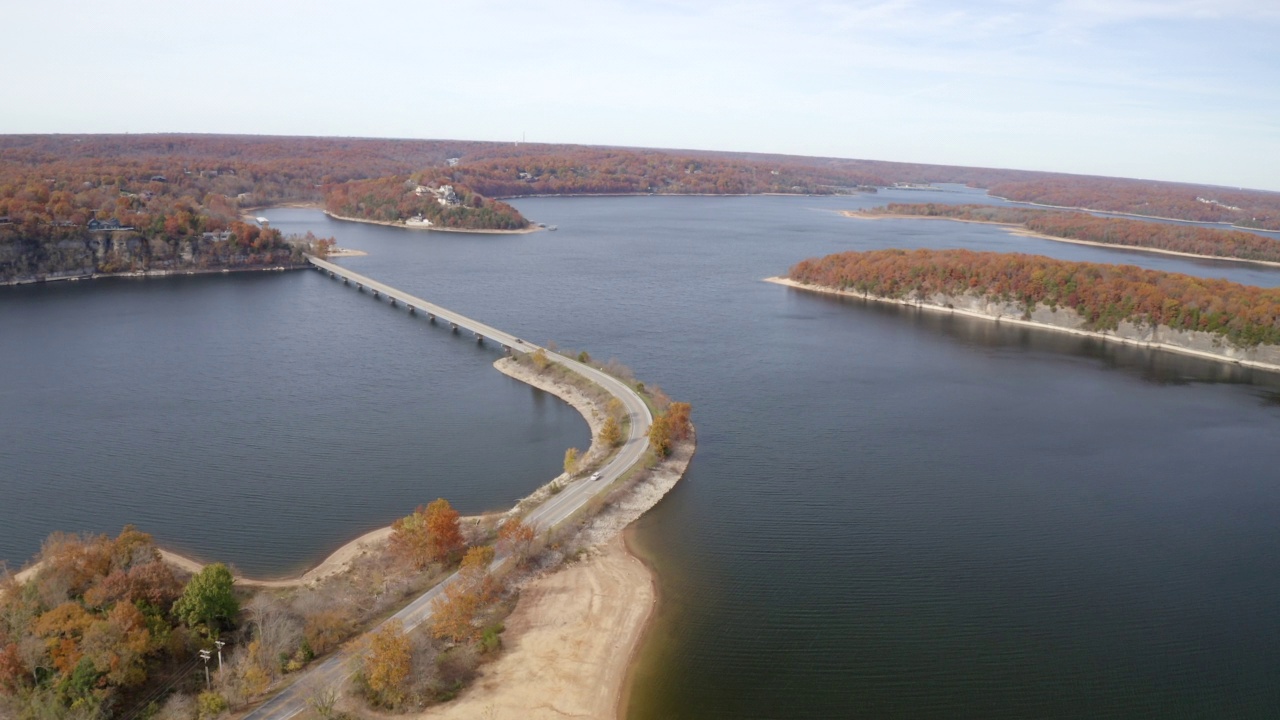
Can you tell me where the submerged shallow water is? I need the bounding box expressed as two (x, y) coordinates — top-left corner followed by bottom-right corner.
(5, 190), (1280, 716)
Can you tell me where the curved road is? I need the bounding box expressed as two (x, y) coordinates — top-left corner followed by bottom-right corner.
(240, 258), (653, 719)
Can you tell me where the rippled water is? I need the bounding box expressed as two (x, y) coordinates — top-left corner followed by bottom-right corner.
(0, 273), (588, 577)
(5, 190), (1280, 716)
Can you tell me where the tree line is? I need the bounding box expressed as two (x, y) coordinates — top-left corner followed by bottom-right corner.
(5, 134), (1278, 245)
(0, 499), (544, 719)
(0, 527), (238, 719)
(985, 177), (1280, 231)
(788, 248), (1280, 348)
(867, 203), (1280, 263)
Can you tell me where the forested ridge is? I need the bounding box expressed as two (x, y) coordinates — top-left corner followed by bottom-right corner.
(986, 177), (1280, 230)
(5, 134), (1279, 238)
(788, 248), (1280, 348)
(865, 203), (1280, 263)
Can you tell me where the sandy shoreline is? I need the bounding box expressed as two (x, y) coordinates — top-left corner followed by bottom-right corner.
(766, 276), (1280, 374)
(842, 211), (1280, 269)
(11, 353), (691, 720)
(409, 534), (655, 720)
(12, 357), (619, 589)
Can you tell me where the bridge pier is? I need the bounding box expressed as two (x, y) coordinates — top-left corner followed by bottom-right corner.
(357, 283), (363, 292)
(328, 271), (335, 278)
(342, 278), (349, 286)
(427, 313), (436, 323)
(407, 305), (415, 314)
(389, 297), (396, 307)
(502, 345), (512, 354)
(372, 289), (380, 299)
(476, 334), (484, 344)
(450, 322), (459, 333)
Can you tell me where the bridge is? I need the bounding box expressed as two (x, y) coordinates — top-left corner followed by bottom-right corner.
(305, 254), (528, 350)
(238, 255), (654, 720)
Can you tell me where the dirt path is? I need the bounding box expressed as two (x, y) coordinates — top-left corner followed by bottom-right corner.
(414, 535), (654, 720)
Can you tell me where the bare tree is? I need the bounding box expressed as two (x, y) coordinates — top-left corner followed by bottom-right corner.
(245, 594), (302, 677)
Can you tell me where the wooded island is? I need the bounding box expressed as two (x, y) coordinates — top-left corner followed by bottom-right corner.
(782, 249), (1280, 367)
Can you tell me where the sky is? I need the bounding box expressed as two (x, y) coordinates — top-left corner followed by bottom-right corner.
(3, 0), (1279, 191)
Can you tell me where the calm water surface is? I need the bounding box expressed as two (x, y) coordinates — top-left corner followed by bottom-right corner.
(5, 190), (1280, 717)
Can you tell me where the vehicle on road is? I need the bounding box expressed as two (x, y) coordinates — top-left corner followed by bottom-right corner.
(590, 472), (601, 481)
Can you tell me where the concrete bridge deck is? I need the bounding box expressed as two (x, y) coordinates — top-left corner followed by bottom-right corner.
(306, 254), (527, 349)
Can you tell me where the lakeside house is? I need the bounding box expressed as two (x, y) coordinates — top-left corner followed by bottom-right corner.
(1196, 197), (1242, 212)
(413, 184), (460, 206)
(87, 218), (131, 231)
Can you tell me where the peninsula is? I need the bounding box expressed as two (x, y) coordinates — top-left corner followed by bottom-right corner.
(845, 204), (1280, 266)
(772, 248), (1280, 372)
(1, 269), (695, 720)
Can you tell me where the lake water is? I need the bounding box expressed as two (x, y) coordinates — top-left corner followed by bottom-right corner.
(5, 190), (1280, 717)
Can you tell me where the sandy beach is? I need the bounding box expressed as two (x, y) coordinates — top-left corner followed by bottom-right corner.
(411, 534), (654, 720)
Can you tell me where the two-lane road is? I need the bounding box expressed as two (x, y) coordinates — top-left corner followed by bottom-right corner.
(241, 259), (653, 720)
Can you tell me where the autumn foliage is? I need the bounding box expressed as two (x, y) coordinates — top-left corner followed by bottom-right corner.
(496, 519), (537, 563)
(869, 203), (1280, 262)
(390, 499), (465, 569)
(324, 175), (528, 230)
(0, 527), (188, 716)
(361, 620), (412, 708)
(430, 546), (497, 644)
(986, 177), (1280, 230)
(648, 401), (693, 457)
(599, 415), (624, 447)
(3, 133), (1278, 236)
(788, 248), (1280, 348)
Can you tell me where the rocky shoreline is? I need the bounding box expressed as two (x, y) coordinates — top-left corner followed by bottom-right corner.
(767, 276), (1280, 374)
(0, 263), (307, 287)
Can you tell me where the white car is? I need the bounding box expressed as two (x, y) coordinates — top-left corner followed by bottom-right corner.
(589, 472), (602, 481)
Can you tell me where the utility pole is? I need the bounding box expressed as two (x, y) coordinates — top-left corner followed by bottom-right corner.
(214, 640), (225, 672)
(199, 650), (212, 690)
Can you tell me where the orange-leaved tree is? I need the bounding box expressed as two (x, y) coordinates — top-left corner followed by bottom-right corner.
(648, 401), (692, 457)
(424, 498), (465, 563)
(390, 498), (465, 569)
(362, 620), (411, 708)
(430, 546), (497, 644)
(496, 518), (536, 563)
(599, 415), (623, 447)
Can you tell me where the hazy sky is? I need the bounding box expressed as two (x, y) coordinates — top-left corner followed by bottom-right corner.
(4, 0), (1278, 191)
